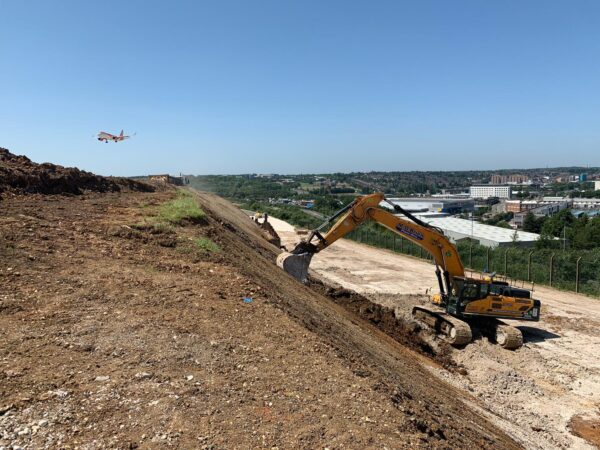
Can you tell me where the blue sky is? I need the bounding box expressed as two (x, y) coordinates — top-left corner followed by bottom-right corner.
(1, 0), (599, 175)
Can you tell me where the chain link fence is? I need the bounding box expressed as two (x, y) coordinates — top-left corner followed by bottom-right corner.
(346, 226), (600, 297)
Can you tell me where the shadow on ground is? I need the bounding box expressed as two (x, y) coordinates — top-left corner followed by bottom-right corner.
(518, 325), (561, 343)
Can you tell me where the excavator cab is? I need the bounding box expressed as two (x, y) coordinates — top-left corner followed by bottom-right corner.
(447, 277), (541, 322)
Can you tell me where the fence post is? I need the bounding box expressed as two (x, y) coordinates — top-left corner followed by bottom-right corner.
(393, 235), (396, 252)
(400, 236), (404, 253)
(549, 253), (555, 287)
(504, 249), (509, 276)
(469, 243), (473, 268)
(528, 251), (533, 282)
(419, 247), (423, 259)
(486, 247), (490, 272)
(576, 256), (582, 293)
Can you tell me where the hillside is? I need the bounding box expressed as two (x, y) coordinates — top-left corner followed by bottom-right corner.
(0, 154), (519, 448)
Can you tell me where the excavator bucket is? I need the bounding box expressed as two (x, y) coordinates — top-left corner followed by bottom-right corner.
(276, 251), (313, 282)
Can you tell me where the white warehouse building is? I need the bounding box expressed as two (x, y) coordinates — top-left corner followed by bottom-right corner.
(469, 185), (512, 199)
(421, 217), (539, 248)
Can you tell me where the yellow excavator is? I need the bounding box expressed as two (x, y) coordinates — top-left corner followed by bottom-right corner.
(277, 193), (541, 350)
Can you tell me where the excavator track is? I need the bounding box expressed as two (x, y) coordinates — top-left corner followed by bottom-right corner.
(412, 306), (472, 346)
(493, 321), (523, 350)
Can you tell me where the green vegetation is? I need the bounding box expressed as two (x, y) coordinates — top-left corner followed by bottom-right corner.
(484, 212), (514, 227)
(158, 190), (206, 225)
(188, 171), (600, 297)
(536, 210), (600, 250)
(522, 212), (545, 233)
(241, 201), (322, 229)
(194, 237), (220, 253)
(150, 222), (175, 233)
(187, 175), (298, 201)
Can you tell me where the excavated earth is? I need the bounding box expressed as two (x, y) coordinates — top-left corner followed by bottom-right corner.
(0, 157), (522, 448)
(0, 148), (152, 196)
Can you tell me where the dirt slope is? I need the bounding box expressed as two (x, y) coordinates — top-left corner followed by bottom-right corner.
(1, 187), (519, 449)
(192, 190), (520, 448)
(270, 216), (600, 449)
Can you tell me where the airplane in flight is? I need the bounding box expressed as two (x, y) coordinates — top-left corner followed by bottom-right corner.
(96, 130), (134, 143)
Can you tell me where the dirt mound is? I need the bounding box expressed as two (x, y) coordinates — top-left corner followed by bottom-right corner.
(0, 147), (153, 196)
(311, 282), (461, 371)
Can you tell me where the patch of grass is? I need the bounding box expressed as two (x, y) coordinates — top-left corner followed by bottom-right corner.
(194, 237), (220, 253)
(151, 222), (175, 233)
(158, 191), (206, 225)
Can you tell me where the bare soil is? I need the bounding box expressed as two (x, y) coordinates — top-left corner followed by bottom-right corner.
(0, 187), (521, 449)
(270, 216), (600, 450)
(0, 148), (152, 196)
(570, 414), (600, 448)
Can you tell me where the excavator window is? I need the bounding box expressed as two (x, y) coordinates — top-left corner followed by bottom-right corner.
(490, 284), (507, 296)
(479, 283), (490, 298)
(462, 283), (480, 300)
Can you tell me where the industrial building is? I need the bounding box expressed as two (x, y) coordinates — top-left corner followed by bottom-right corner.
(490, 174), (530, 184)
(469, 185), (511, 199)
(542, 197), (600, 210)
(504, 200), (539, 213)
(512, 201), (571, 228)
(386, 197), (474, 215)
(417, 216), (540, 248)
(148, 174), (184, 186)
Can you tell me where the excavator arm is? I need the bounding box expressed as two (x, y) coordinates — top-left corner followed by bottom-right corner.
(277, 193), (465, 297)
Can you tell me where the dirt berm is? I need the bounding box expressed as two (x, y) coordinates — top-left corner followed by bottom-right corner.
(0, 147), (153, 196)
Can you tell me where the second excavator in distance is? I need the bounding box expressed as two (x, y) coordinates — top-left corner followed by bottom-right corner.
(277, 193), (541, 350)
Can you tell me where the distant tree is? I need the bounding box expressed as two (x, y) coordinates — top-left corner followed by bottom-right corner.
(511, 229), (520, 245)
(523, 212), (545, 233)
(484, 212), (514, 226)
(540, 210), (574, 238)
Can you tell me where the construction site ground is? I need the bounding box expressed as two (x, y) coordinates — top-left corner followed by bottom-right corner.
(270, 216), (600, 450)
(0, 188), (530, 449)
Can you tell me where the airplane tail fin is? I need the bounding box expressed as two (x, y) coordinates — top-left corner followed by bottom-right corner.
(120, 129), (124, 137)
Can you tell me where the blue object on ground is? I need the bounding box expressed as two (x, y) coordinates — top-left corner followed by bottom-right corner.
(243, 297), (253, 303)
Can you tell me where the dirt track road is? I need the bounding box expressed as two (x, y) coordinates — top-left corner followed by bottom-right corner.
(270, 216), (600, 450)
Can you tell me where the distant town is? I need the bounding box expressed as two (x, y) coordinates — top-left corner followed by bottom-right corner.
(179, 167), (600, 250)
